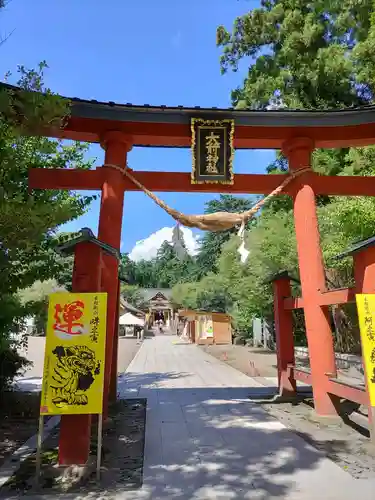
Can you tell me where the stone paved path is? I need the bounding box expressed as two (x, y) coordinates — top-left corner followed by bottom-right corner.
(114, 334), (375, 500)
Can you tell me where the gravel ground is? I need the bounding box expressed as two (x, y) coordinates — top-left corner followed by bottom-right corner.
(0, 392), (43, 468)
(260, 398), (375, 479)
(0, 337), (141, 470)
(200, 343), (279, 378)
(200, 343), (375, 479)
(0, 399), (147, 497)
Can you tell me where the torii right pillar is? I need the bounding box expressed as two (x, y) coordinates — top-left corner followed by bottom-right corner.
(283, 138), (338, 416)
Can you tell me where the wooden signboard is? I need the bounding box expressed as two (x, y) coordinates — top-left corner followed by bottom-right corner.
(191, 118), (234, 185)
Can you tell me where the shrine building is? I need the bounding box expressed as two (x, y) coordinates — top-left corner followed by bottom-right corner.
(138, 288), (176, 326)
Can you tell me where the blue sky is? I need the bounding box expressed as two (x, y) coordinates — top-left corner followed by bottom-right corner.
(1, 0), (275, 254)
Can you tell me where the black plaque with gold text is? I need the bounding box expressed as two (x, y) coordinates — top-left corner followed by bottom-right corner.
(191, 118), (234, 185)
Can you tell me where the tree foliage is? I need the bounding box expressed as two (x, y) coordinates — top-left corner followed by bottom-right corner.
(120, 224), (201, 289)
(217, 0), (374, 110)
(18, 279), (66, 336)
(196, 195), (256, 274)
(120, 284), (145, 309)
(0, 64), (95, 384)
(0, 66), (94, 298)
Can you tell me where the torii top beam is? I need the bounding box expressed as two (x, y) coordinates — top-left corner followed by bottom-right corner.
(3, 82), (375, 149)
(39, 99), (375, 149)
(2, 82), (375, 196)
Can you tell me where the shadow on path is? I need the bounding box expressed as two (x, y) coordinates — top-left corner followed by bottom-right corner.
(6, 375), (373, 500)
(111, 372), (370, 499)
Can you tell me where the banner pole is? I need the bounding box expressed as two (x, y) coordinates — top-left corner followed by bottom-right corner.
(34, 414), (44, 489)
(96, 413), (103, 482)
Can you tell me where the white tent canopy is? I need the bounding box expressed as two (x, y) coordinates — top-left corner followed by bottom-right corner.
(119, 312), (145, 326)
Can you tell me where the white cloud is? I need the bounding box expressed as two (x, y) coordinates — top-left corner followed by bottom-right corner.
(129, 226), (200, 262)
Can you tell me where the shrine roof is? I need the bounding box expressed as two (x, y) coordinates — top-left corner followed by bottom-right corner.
(335, 235), (375, 259)
(66, 96), (375, 128)
(55, 227), (120, 260)
(140, 288), (172, 301)
(3, 82), (375, 128)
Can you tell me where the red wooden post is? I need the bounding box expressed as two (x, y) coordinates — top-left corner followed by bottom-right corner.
(272, 272), (297, 396)
(58, 241), (102, 465)
(283, 138), (338, 416)
(98, 131), (132, 416)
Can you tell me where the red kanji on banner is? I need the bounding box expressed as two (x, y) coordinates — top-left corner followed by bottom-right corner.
(53, 301), (85, 335)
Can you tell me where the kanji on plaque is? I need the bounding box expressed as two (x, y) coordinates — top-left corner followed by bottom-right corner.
(40, 292), (107, 415)
(356, 294), (375, 406)
(191, 118), (234, 185)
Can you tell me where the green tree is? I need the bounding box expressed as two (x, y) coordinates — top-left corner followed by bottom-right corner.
(196, 194), (256, 274)
(172, 274), (232, 314)
(172, 282), (199, 310)
(14, 231), (78, 338)
(154, 241), (198, 287)
(217, 0), (374, 110)
(120, 228), (200, 290)
(120, 284), (145, 309)
(0, 64), (95, 386)
(0, 65), (94, 296)
(133, 259), (158, 288)
(18, 279), (66, 336)
(119, 253), (137, 284)
(353, 0), (375, 92)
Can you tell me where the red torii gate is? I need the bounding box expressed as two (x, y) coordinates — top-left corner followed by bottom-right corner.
(26, 89), (375, 463)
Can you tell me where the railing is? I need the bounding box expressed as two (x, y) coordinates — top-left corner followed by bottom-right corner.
(284, 287), (356, 310)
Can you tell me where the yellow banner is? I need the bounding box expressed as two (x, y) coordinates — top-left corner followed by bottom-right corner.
(356, 294), (375, 406)
(40, 292), (107, 415)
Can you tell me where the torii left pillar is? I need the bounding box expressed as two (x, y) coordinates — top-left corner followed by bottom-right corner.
(98, 132), (132, 414)
(58, 239), (103, 465)
(56, 228), (120, 465)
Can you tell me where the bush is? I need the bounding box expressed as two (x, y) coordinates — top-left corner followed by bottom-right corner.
(0, 345), (31, 392)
